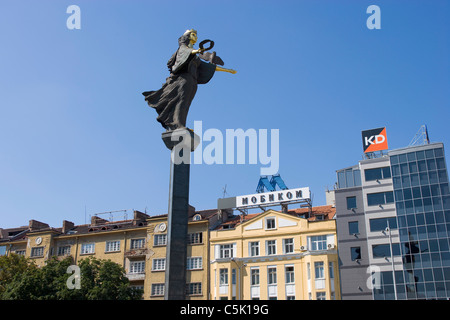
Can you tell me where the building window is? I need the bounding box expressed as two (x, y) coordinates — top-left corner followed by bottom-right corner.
(268, 266), (278, 300)
(152, 258), (166, 271)
(154, 234), (167, 246)
(187, 257), (202, 270)
(337, 168), (362, 188)
(369, 217), (397, 232)
(220, 268), (228, 285)
(220, 244), (234, 258)
(315, 214), (325, 221)
(268, 267), (277, 285)
(309, 235), (327, 251)
(365, 167), (392, 181)
(81, 243), (95, 255)
(187, 232), (203, 244)
(57, 246), (71, 256)
(285, 266), (295, 284)
(105, 241), (120, 252)
(15, 250), (25, 256)
(372, 243), (401, 258)
(283, 238), (294, 254)
(348, 221), (359, 235)
(329, 262), (335, 279)
(251, 268), (260, 286)
(316, 292), (326, 300)
(266, 217), (276, 230)
(130, 238), (145, 249)
(151, 283), (165, 296)
(266, 240), (277, 255)
(31, 247), (44, 257)
(186, 282), (202, 295)
(346, 196), (357, 210)
(314, 262), (325, 280)
(249, 241), (259, 257)
(130, 261), (145, 274)
(367, 191), (394, 206)
(232, 269), (237, 285)
(351, 247), (361, 261)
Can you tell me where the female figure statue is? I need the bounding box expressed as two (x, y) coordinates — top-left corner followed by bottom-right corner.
(142, 29), (236, 131)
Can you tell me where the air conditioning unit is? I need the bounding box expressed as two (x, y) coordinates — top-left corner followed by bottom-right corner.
(300, 246), (307, 251)
(327, 244), (336, 249)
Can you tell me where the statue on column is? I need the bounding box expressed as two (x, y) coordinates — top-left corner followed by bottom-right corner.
(142, 29), (236, 131)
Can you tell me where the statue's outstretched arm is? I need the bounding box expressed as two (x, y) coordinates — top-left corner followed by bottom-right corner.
(216, 65), (237, 74)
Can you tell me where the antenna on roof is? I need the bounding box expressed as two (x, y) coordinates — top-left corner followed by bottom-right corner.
(408, 124), (430, 147)
(222, 184), (229, 198)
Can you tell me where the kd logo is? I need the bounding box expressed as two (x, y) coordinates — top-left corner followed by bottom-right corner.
(362, 127), (388, 153)
(365, 134), (386, 146)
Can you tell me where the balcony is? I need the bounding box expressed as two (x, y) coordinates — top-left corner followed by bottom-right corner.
(124, 248), (150, 258)
(126, 272), (145, 281)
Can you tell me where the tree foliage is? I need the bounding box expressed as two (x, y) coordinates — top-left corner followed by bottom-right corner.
(0, 254), (143, 300)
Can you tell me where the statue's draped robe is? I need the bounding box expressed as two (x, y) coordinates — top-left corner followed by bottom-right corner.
(143, 44), (216, 130)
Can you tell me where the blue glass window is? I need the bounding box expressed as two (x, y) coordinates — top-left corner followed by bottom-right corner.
(346, 196), (357, 210)
(425, 150), (435, 159)
(427, 159), (437, 171)
(369, 217), (398, 232)
(348, 221), (359, 234)
(434, 148), (444, 157)
(365, 167), (391, 181)
(372, 243), (401, 258)
(368, 192), (394, 206)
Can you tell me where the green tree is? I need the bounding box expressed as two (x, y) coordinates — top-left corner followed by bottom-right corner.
(0, 255), (143, 300)
(0, 253), (37, 297)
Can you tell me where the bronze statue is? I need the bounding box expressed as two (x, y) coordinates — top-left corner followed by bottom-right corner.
(142, 29), (236, 131)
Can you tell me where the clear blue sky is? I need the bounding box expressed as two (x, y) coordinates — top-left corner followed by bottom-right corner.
(0, 0), (449, 228)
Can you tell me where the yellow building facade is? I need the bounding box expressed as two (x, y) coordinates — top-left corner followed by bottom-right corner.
(209, 209), (340, 300)
(0, 209), (222, 300)
(145, 214), (211, 300)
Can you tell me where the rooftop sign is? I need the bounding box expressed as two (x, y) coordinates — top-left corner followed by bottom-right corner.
(218, 187), (311, 210)
(362, 127), (388, 153)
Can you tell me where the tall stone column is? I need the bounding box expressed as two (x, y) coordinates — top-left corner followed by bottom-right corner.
(161, 128), (199, 300)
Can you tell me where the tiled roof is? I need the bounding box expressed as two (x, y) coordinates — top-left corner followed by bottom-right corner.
(0, 208), (223, 240)
(289, 205), (336, 221)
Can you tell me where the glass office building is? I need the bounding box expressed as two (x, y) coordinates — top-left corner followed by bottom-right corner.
(386, 144), (450, 299)
(335, 142), (450, 300)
